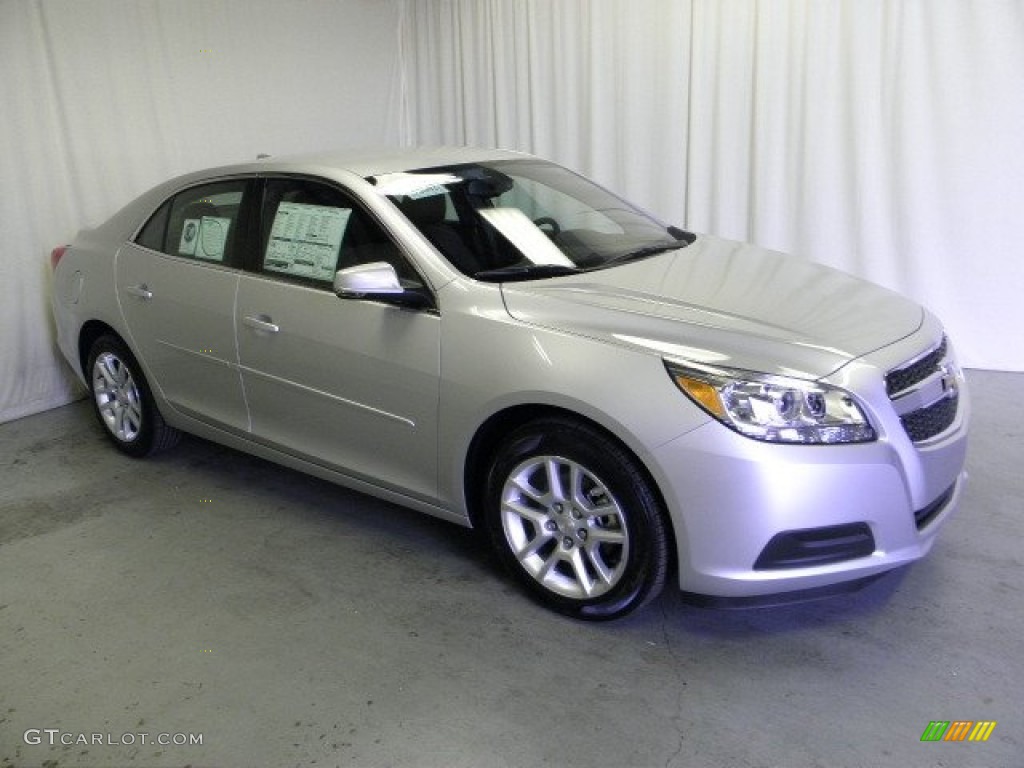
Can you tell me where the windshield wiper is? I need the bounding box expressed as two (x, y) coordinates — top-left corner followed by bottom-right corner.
(474, 263), (581, 282)
(609, 241), (689, 265)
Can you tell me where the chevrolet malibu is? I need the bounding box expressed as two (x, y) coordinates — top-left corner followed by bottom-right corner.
(50, 147), (969, 619)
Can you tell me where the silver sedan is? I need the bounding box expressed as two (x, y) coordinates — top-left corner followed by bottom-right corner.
(50, 147), (970, 619)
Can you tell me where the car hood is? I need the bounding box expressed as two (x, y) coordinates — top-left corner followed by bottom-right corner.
(500, 235), (924, 379)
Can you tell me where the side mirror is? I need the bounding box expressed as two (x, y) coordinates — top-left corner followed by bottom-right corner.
(333, 262), (432, 309)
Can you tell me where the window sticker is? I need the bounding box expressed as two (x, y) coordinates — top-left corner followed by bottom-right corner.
(178, 216), (231, 261)
(410, 184), (449, 200)
(178, 219), (200, 256)
(477, 208), (575, 266)
(373, 172), (461, 199)
(195, 217), (231, 261)
(264, 202), (351, 281)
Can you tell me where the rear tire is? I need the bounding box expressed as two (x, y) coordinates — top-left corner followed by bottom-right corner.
(86, 335), (180, 457)
(484, 417), (670, 620)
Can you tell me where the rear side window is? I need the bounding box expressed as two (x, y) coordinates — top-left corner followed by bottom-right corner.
(136, 201), (170, 251)
(134, 180), (249, 265)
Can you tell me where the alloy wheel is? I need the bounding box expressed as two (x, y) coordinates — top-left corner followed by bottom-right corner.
(499, 454), (630, 600)
(92, 351), (143, 443)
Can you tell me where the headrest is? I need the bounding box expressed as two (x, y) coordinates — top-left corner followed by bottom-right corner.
(397, 194), (446, 226)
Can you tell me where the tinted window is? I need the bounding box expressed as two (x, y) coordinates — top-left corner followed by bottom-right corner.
(135, 180), (249, 266)
(136, 200), (170, 251)
(260, 178), (420, 287)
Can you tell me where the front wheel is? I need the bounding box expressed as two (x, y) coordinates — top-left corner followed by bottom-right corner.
(484, 418), (670, 620)
(86, 335), (180, 457)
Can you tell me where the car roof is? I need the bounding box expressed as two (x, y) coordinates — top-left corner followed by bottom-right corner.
(267, 146), (530, 175)
(200, 146), (532, 180)
(87, 146), (535, 240)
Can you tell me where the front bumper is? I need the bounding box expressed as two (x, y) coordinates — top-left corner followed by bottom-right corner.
(649, 366), (970, 599)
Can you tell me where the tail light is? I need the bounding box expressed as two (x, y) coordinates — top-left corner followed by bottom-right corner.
(50, 245), (69, 270)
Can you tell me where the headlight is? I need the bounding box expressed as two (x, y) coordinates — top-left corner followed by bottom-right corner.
(665, 361), (876, 444)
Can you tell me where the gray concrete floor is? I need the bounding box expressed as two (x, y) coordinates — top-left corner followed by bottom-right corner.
(1, 370), (1021, 768)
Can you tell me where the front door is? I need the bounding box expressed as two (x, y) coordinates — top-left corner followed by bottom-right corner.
(236, 177), (441, 502)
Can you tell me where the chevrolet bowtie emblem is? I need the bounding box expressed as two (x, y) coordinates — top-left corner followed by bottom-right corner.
(940, 365), (959, 398)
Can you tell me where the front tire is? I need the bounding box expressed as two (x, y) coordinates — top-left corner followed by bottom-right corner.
(86, 335), (180, 457)
(484, 417), (670, 620)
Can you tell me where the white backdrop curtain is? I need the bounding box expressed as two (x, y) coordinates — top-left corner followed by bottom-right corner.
(0, 0), (404, 423)
(2, 0), (1021, 424)
(399, 0), (1024, 372)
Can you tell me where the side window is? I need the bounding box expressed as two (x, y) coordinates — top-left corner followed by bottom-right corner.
(136, 200), (170, 251)
(260, 178), (420, 286)
(135, 180), (248, 265)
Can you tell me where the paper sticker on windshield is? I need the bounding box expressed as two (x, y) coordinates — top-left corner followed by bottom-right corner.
(478, 208), (574, 267)
(373, 172), (461, 199)
(409, 184), (448, 200)
(264, 202), (351, 281)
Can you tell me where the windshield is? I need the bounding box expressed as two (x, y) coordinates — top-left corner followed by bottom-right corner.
(370, 158), (691, 280)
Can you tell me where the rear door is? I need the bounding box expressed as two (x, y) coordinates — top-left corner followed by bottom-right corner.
(235, 176), (441, 501)
(116, 178), (254, 432)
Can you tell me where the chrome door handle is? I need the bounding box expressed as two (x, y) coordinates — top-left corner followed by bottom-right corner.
(243, 315), (280, 334)
(125, 284), (153, 300)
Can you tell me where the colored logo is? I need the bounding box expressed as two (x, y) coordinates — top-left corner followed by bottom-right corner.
(920, 721), (997, 742)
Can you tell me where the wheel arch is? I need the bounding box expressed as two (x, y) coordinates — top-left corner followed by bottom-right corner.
(463, 404), (679, 570)
(78, 320), (124, 378)
(79, 323), (181, 456)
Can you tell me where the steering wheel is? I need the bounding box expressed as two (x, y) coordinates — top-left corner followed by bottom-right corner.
(532, 216), (561, 236)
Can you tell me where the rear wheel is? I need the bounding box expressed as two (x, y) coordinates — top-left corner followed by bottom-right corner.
(484, 417), (670, 620)
(87, 335), (180, 457)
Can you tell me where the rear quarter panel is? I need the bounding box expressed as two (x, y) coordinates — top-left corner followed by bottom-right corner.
(52, 172), (211, 382)
(52, 230), (127, 383)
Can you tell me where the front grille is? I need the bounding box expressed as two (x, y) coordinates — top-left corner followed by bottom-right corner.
(885, 336), (960, 443)
(885, 337), (948, 396)
(901, 396), (958, 442)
